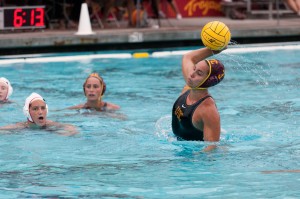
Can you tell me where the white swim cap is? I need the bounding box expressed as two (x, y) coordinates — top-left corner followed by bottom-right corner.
(0, 77), (13, 100)
(23, 92), (48, 122)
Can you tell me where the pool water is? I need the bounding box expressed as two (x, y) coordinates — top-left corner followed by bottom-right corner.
(0, 43), (299, 198)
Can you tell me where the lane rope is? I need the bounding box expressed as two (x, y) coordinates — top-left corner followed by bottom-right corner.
(1, 44), (300, 65)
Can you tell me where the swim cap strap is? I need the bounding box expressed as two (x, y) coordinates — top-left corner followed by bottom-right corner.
(193, 60), (212, 89)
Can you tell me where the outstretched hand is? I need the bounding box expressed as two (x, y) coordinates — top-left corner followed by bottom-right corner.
(211, 46), (227, 55)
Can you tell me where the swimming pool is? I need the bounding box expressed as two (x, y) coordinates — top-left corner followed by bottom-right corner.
(0, 43), (299, 198)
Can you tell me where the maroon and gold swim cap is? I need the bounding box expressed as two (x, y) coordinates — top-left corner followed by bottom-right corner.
(196, 59), (225, 89)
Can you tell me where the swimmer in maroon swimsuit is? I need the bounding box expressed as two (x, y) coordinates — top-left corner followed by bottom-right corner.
(172, 47), (226, 151)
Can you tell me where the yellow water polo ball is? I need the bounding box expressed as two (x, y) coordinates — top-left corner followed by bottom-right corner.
(201, 21), (231, 51)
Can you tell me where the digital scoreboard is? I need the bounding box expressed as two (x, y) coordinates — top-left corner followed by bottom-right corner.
(0, 6), (45, 30)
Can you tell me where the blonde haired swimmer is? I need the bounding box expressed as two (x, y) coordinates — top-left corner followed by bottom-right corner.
(68, 73), (120, 111)
(0, 92), (78, 136)
(0, 77), (13, 103)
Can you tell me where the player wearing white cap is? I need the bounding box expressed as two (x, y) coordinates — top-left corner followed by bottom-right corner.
(0, 77), (13, 103)
(0, 92), (78, 136)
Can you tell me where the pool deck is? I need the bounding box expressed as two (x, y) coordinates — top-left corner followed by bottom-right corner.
(1, 16), (300, 55)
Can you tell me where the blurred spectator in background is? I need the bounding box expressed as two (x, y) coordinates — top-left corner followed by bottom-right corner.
(87, 0), (135, 28)
(44, 0), (82, 29)
(223, 0), (246, 20)
(70, 0), (85, 24)
(58, 0), (83, 29)
(284, 0), (300, 15)
(86, 0), (115, 28)
(116, 0), (135, 27)
(151, 0), (182, 19)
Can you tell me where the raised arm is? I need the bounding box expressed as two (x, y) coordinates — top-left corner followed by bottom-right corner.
(181, 47), (214, 81)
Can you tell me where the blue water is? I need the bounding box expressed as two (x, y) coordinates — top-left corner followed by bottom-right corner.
(0, 43), (300, 198)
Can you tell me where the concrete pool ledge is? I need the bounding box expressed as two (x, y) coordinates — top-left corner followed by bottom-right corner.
(0, 17), (300, 55)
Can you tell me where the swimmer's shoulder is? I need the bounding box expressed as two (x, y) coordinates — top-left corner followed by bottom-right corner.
(0, 122), (27, 131)
(46, 120), (72, 127)
(46, 120), (71, 130)
(0, 100), (20, 106)
(46, 120), (55, 125)
(67, 104), (85, 110)
(0, 100), (11, 104)
(45, 120), (78, 136)
(105, 102), (120, 110)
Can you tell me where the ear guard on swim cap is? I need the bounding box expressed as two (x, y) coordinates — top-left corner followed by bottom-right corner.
(196, 59), (225, 89)
(0, 77), (13, 100)
(83, 73), (106, 96)
(23, 92), (48, 123)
